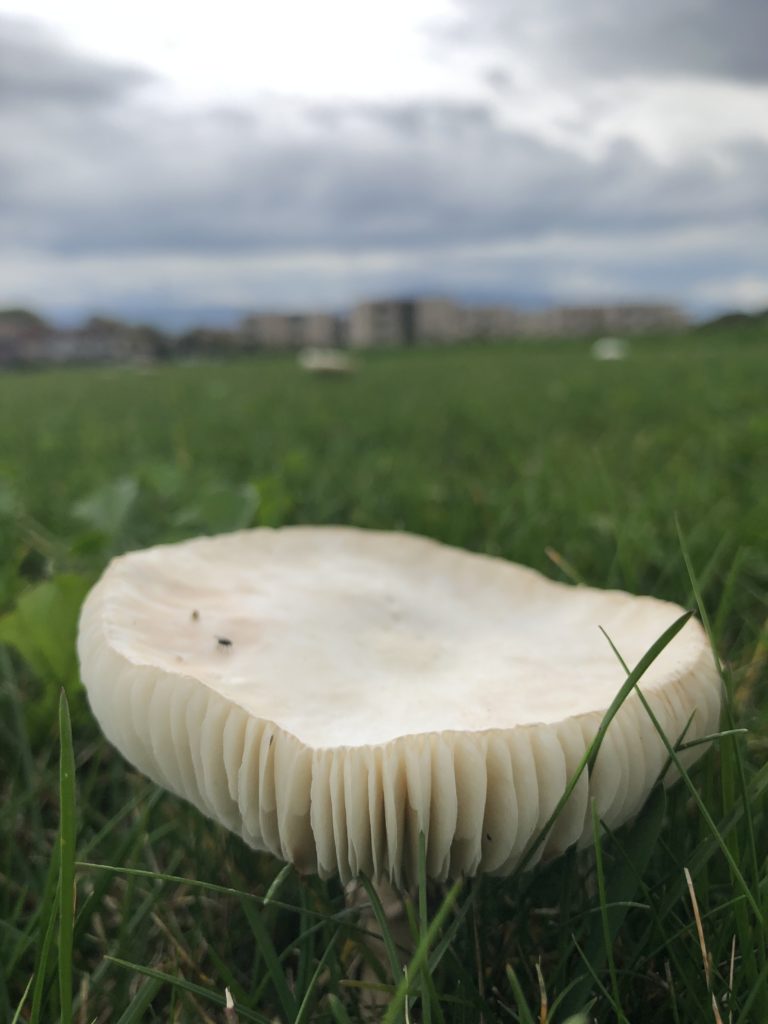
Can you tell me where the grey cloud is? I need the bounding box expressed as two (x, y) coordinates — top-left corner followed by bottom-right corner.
(1, 16), (766, 323)
(307, 100), (495, 139)
(0, 15), (156, 105)
(4, 95), (764, 258)
(451, 0), (768, 82)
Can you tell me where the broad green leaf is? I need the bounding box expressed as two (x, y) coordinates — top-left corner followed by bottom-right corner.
(0, 574), (90, 689)
(0, 574), (91, 741)
(140, 460), (186, 499)
(71, 476), (139, 536)
(254, 475), (293, 527)
(172, 481), (258, 533)
(0, 476), (20, 518)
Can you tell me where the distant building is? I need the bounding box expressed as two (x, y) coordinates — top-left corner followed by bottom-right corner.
(602, 304), (687, 335)
(413, 298), (465, 344)
(552, 304), (687, 338)
(31, 326), (153, 365)
(0, 298), (691, 369)
(241, 314), (301, 349)
(515, 309), (566, 337)
(349, 297), (466, 347)
(463, 307), (529, 340)
(0, 311), (159, 367)
(303, 313), (345, 348)
(462, 303), (687, 341)
(0, 309), (49, 365)
(241, 313), (344, 350)
(348, 301), (415, 348)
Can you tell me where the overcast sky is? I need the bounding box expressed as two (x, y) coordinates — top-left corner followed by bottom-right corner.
(1, 1), (767, 328)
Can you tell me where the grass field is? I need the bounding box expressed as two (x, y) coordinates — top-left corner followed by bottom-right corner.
(1, 332), (767, 1022)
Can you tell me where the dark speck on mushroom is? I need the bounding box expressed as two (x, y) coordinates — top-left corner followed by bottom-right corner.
(191, 609), (200, 621)
(216, 636), (232, 647)
(486, 833), (492, 842)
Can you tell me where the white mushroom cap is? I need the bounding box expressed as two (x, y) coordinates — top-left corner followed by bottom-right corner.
(77, 527), (721, 884)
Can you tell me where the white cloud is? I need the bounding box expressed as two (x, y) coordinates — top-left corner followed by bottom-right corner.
(436, 0), (768, 161)
(687, 274), (768, 311)
(0, 0), (466, 104)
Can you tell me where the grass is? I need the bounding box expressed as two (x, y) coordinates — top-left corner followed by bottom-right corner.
(0, 330), (767, 1021)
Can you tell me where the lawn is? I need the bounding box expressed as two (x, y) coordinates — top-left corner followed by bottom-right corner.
(1, 332), (766, 1022)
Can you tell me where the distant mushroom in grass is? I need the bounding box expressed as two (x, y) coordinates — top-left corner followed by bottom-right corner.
(592, 336), (630, 361)
(297, 347), (353, 375)
(77, 527), (721, 887)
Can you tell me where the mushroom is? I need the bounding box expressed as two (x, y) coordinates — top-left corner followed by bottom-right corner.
(297, 347), (354, 375)
(77, 526), (721, 886)
(592, 336), (630, 361)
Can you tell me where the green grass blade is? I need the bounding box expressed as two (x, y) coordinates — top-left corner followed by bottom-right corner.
(78, 785), (162, 859)
(513, 610), (693, 878)
(677, 522), (763, 918)
(58, 691), (76, 1024)
(29, 898), (57, 1024)
(383, 878), (462, 1024)
(417, 831), (431, 1024)
(734, 957), (768, 1024)
(240, 901), (298, 1022)
(560, 788), (665, 1016)
(77, 860), (351, 924)
(112, 977), (163, 1024)
(570, 933), (618, 1010)
(358, 875), (404, 983)
(28, 832), (61, 1024)
(601, 628), (764, 923)
(106, 956), (271, 1023)
(590, 799), (627, 1023)
(263, 861), (293, 905)
(10, 976), (32, 1024)
(419, 968), (446, 1024)
(294, 929), (340, 1024)
(676, 727), (748, 752)
(504, 965), (536, 1024)
(547, 977), (594, 1021)
(295, 885), (314, 999)
(712, 545), (746, 645)
(426, 882), (476, 976)
(327, 992), (354, 1024)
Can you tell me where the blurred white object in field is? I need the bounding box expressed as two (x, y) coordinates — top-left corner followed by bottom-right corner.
(297, 347), (353, 374)
(592, 336), (630, 361)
